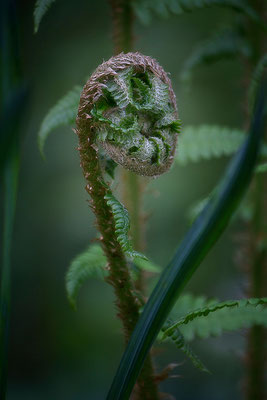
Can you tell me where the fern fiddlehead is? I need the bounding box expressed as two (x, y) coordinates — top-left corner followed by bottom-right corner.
(77, 52), (180, 177)
(76, 52), (179, 400)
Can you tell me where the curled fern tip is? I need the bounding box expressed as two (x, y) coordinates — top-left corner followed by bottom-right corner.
(76, 52), (180, 177)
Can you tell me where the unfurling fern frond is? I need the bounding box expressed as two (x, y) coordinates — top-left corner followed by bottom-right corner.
(80, 53), (180, 177)
(248, 53), (267, 111)
(37, 85), (81, 155)
(181, 29), (250, 82)
(176, 125), (246, 165)
(66, 244), (107, 308)
(162, 319), (210, 373)
(162, 297), (267, 341)
(34, 0), (56, 33)
(104, 192), (147, 260)
(133, 0), (263, 26)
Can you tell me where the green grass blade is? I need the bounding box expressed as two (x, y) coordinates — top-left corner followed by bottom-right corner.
(106, 83), (267, 400)
(0, 147), (19, 398)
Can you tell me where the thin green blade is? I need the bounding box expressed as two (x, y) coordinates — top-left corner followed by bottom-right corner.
(106, 83), (267, 399)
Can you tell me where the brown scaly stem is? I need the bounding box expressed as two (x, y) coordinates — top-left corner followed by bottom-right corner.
(76, 121), (141, 341)
(109, 0), (134, 55)
(75, 47), (182, 398)
(76, 95), (160, 400)
(121, 170), (148, 294)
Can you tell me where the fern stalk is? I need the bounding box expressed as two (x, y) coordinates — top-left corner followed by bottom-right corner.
(246, 174), (267, 400)
(109, 0), (134, 55)
(0, 1), (22, 398)
(0, 148), (19, 399)
(75, 121), (141, 336)
(76, 85), (159, 400)
(108, 4), (161, 399)
(244, 2), (267, 399)
(109, 0), (147, 271)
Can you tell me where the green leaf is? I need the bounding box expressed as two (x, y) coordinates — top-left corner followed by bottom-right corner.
(162, 297), (267, 341)
(176, 125), (267, 165)
(162, 319), (210, 373)
(134, 258), (161, 273)
(172, 293), (217, 316)
(34, 0), (56, 33)
(133, 0), (264, 26)
(105, 75), (132, 109)
(37, 85), (82, 155)
(104, 192), (147, 260)
(181, 29), (250, 82)
(106, 81), (267, 400)
(130, 258), (161, 281)
(66, 244), (107, 308)
(256, 162), (267, 173)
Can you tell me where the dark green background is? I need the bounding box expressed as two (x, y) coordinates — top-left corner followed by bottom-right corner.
(6, 0), (248, 398)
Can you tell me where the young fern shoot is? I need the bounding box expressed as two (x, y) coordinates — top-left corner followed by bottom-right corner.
(75, 51), (180, 399)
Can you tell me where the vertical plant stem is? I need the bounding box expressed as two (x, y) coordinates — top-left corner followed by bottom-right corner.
(0, 1), (21, 397)
(124, 172), (148, 294)
(107, 1), (160, 399)
(246, 172), (266, 400)
(76, 128), (141, 341)
(0, 148), (19, 399)
(109, 0), (134, 55)
(245, 2), (267, 398)
(76, 119), (159, 400)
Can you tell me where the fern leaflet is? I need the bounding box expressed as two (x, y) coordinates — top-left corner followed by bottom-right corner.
(189, 189), (254, 223)
(177, 125), (245, 165)
(133, 0), (263, 26)
(181, 29), (250, 82)
(134, 257), (161, 273)
(130, 258), (161, 281)
(104, 192), (147, 260)
(66, 244), (107, 308)
(176, 125), (267, 165)
(162, 297), (267, 341)
(162, 318), (210, 373)
(256, 162), (267, 173)
(38, 85), (82, 155)
(34, 0), (56, 33)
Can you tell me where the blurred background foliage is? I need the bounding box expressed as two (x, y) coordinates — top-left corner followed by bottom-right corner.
(4, 0), (254, 398)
